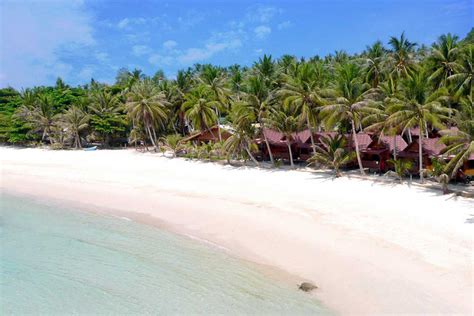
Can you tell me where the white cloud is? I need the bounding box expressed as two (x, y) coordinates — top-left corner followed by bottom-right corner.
(132, 45), (151, 56)
(95, 52), (109, 62)
(255, 48), (263, 54)
(254, 25), (271, 39)
(148, 54), (174, 66)
(0, 0), (95, 88)
(117, 18), (129, 29)
(247, 5), (280, 23)
(163, 40), (178, 50)
(277, 20), (292, 30)
(177, 39), (241, 64)
(117, 17), (147, 29)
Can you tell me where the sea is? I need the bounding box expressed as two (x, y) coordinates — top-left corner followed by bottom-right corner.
(0, 193), (331, 315)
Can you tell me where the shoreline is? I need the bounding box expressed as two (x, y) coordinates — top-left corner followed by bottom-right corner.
(1, 147), (473, 315)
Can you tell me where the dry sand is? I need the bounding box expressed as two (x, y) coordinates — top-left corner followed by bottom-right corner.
(1, 147), (472, 315)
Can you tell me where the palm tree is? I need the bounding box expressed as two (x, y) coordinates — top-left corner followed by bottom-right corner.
(429, 33), (460, 88)
(240, 75), (276, 165)
(125, 79), (170, 150)
(388, 32), (417, 77)
(225, 100), (259, 165)
(182, 85), (218, 133)
(160, 134), (184, 157)
(364, 41), (386, 88)
(280, 62), (324, 154)
(60, 106), (89, 149)
(322, 62), (375, 175)
(89, 89), (124, 146)
(197, 65), (230, 141)
(448, 44), (473, 99)
(388, 158), (413, 183)
(16, 93), (57, 144)
(265, 107), (300, 167)
(386, 70), (451, 182)
(440, 112), (474, 178)
(308, 134), (355, 177)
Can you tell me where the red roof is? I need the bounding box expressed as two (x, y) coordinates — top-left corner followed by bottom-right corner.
(347, 133), (372, 150)
(379, 135), (408, 153)
(262, 128), (285, 145)
(422, 138), (446, 156)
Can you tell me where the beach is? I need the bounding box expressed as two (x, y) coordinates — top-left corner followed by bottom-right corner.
(1, 147), (473, 315)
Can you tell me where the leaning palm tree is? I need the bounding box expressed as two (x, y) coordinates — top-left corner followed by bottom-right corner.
(182, 85), (218, 133)
(264, 107), (300, 168)
(125, 79), (170, 151)
(388, 32), (417, 77)
(386, 70), (451, 183)
(321, 62), (376, 175)
(60, 106), (89, 149)
(279, 62), (324, 154)
(308, 134), (355, 177)
(440, 112), (474, 179)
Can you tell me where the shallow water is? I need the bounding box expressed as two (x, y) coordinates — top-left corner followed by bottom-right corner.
(0, 193), (330, 315)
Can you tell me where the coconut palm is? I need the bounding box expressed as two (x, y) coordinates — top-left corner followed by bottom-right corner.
(388, 158), (413, 183)
(16, 93), (57, 143)
(364, 41), (386, 88)
(388, 32), (417, 77)
(224, 100), (259, 165)
(440, 112), (474, 178)
(386, 70), (451, 182)
(280, 62), (324, 154)
(240, 75), (276, 165)
(125, 79), (170, 150)
(429, 33), (460, 88)
(89, 89), (124, 146)
(264, 107), (300, 168)
(182, 85), (218, 133)
(308, 134), (355, 177)
(60, 106), (89, 149)
(321, 62), (375, 175)
(448, 44), (473, 99)
(197, 65), (230, 141)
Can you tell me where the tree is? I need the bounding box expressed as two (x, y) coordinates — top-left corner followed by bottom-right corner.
(429, 33), (460, 88)
(125, 79), (169, 150)
(60, 106), (89, 149)
(308, 134), (355, 177)
(448, 44), (473, 99)
(280, 62), (324, 154)
(89, 89), (126, 146)
(386, 70), (451, 183)
(182, 85), (218, 133)
(363, 41), (386, 88)
(388, 32), (417, 77)
(160, 134), (184, 157)
(322, 62), (374, 175)
(265, 107), (300, 167)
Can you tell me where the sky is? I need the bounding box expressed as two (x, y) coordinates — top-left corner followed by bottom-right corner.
(0, 0), (472, 89)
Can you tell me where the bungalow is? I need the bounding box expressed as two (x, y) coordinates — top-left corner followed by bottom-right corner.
(463, 154), (474, 177)
(398, 137), (446, 172)
(183, 126), (232, 144)
(256, 129), (295, 161)
(361, 135), (408, 172)
(293, 130), (337, 161)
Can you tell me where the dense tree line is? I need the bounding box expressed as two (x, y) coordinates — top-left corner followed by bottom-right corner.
(1, 30), (472, 180)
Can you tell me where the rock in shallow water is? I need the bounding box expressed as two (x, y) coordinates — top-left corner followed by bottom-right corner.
(298, 282), (318, 292)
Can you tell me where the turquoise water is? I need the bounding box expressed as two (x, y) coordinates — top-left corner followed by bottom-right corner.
(0, 193), (330, 315)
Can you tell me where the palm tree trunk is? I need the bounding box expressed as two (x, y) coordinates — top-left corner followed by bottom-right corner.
(261, 123), (274, 165)
(245, 146), (259, 166)
(146, 124), (157, 151)
(351, 120), (365, 175)
(306, 114), (316, 154)
(418, 132), (424, 183)
(393, 135), (397, 160)
(75, 131), (81, 149)
(286, 140), (294, 168)
(215, 109), (222, 142)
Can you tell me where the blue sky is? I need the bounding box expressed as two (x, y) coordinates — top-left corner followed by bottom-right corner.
(1, 0), (472, 88)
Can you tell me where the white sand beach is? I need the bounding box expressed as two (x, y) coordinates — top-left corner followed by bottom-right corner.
(1, 147), (473, 315)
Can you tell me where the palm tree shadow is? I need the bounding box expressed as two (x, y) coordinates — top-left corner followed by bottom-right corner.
(465, 215), (474, 224)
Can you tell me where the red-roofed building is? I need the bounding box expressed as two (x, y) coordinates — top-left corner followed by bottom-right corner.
(398, 137), (446, 172)
(360, 135), (408, 172)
